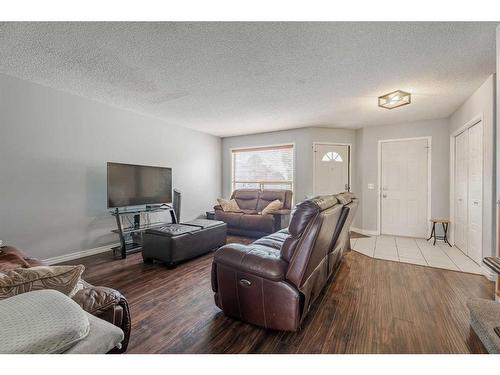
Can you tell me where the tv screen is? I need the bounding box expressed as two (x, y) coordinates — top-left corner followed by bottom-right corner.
(107, 162), (172, 208)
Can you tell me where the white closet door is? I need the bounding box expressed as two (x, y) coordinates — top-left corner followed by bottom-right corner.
(454, 131), (468, 252)
(380, 139), (428, 238)
(467, 121), (483, 264)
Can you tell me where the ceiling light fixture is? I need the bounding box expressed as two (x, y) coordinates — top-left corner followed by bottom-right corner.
(378, 90), (411, 110)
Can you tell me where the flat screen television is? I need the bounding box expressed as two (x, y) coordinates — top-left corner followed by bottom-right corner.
(107, 162), (172, 208)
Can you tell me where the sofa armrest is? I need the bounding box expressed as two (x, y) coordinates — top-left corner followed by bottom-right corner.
(271, 209), (291, 231)
(72, 285), (131, 353)
(271, 209), (291, 216)
(214, 243), (287, 281)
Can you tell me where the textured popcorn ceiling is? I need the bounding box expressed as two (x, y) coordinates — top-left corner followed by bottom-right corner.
(0, 22), (496, 137)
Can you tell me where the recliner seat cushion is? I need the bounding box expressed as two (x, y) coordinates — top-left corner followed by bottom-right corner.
(240, 213), (275, 233)
(215, 211), (244, 228)
(64, 312), (124, 354)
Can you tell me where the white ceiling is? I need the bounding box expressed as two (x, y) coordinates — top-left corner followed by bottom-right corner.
(0, 22), (497, 137)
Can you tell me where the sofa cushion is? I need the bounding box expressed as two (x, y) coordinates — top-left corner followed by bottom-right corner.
(214, 243), (287, 281)
(240, 213), (275, 233)
(217, 198), (241, 212)
(0, 289), (90, 353)
(232, 189), (260, 210)
(64, 311), (124, 354)
(253, 230), (289, 250)
(0, 265), (85, 300)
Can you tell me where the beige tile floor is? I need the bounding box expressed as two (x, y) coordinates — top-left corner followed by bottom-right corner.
(351, 235), (484, 274)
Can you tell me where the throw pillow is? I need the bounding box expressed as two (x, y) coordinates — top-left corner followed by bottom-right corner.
(261, 199), (284, 215)
(0, 289), (90, 354)
(217, 198), (241, 212)
(0, 265), (85, 300)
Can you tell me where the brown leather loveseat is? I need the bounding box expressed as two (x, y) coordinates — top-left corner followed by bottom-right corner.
(0, 246), (131, 353)
(211, 192), (358, 331)
(214, 189), (293, 238)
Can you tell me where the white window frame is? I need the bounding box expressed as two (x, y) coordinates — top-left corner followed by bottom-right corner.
(230, 143), (296, 194)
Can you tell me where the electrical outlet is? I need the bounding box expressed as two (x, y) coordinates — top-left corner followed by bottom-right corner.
(367, 183), (375, 190)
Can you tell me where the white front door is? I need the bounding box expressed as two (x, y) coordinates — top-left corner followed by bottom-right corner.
(454, 130), (469, 252)
(313, 144), (350, 195)
(467, 121), (483, 264)
(380, 138), (429, 238)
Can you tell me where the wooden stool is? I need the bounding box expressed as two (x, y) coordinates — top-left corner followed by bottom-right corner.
(427, 218), (451, 246)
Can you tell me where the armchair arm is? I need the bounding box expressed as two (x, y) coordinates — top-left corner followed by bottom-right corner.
(214, 243), (287, 281)
(214, 205), (223, 211)
(72, 285), (131, 353)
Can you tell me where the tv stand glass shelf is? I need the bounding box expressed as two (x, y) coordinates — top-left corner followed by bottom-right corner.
(111, 206), (177, 259)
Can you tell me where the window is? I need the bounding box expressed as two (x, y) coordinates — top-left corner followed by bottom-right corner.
(232, 144), (294, 192)
(321, 151), (343, 162)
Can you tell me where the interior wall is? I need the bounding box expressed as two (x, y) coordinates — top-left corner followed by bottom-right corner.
(497, 25), (500, 261)
(0, 73), (222, 260)
(354, 119), (451, 233)
(221, 127), (357, 203)
(449, 74), (496, 259)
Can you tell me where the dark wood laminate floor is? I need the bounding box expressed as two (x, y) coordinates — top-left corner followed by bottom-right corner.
(68, 236), (493, 354)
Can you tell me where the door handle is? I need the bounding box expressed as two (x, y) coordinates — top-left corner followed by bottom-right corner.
(382, 194), (387, 198)
(239, 279), (252, 287)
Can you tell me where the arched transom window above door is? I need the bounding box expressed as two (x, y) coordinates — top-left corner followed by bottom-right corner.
(321, 151), (343, 162)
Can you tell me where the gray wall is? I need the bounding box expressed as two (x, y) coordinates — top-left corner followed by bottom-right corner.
(221, 127), (357, 203)
(354, 119), (451, 232)
(450, 74), (496, 258)
(0, 73), (221, 260)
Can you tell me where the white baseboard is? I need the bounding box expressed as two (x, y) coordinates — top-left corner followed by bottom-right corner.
(351, 227), (379, 237)
(43, 243), (118, 265)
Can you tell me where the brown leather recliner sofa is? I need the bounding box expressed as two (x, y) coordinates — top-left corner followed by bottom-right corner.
(211, 192), (358, 331)
(0, 246), (131, 353)
(214, 189), (293, 238)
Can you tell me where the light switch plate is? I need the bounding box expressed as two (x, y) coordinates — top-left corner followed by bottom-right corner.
(367, 183), (375, 190)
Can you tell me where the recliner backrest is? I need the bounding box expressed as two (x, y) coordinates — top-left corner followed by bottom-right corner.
(256, 189), (293, 211)
(282, 196), (342, 286)
(231, 189), (260, 210)
(231, 189), (293, 211)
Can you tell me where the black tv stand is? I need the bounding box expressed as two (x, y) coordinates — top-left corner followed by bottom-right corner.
(111, 206), (177, 259)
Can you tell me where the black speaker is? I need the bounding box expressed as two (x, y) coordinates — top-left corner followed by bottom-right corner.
(173, 189), (181, 223)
